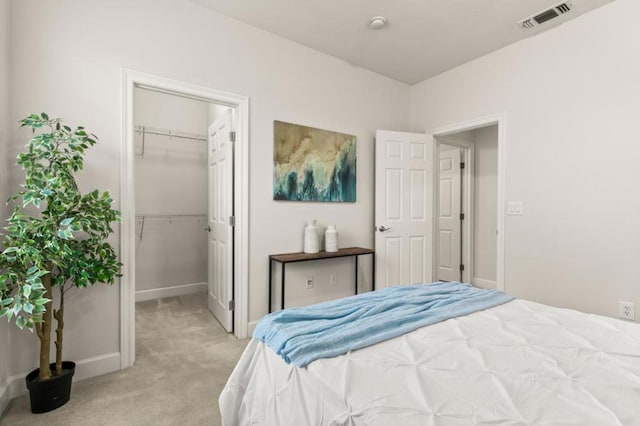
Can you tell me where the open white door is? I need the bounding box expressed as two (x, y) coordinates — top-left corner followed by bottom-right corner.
(375, 130), (434, 288)
(207, 109), (234, 332)
(437, 147), (462, 282)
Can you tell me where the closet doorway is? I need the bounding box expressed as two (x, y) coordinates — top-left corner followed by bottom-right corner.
(121, 70), (249, 369)
(133, 86), (234, 330)
(435, 124), (499, 289)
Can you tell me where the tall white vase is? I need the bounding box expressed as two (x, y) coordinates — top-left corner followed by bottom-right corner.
(304, 220), (320, 254)
(325, 225), (338, 252)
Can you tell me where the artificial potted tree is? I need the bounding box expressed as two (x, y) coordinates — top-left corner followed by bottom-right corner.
(0, 113), (121, 413)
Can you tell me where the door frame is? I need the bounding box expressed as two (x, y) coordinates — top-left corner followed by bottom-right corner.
(435, 137), (474, 284)
(429, 112), (506, 291)
(120, 69), (250, 369)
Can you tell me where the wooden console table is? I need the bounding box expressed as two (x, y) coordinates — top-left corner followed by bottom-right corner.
(268, 247), (375, 312)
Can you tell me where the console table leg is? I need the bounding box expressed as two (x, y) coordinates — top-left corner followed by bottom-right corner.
(281, 263), (286, 311)
(355, 255), (359, 295)
(372, 253), (376, 291)
(268, 258), (273, 313)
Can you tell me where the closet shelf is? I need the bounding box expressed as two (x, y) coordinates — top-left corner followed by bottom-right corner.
(135, 214), (207, 219)
(135, 214), (207, 240)
(135, 125), (207, 156)
(135, 125), (207, 142)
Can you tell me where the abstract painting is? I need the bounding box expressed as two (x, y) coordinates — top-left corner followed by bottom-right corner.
(273, 121), (356, 202)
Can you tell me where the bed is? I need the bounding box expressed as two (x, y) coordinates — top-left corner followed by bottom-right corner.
(219, 283), (640, 425)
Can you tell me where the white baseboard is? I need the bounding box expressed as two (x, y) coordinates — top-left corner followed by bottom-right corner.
(0, 352), (121, 417)
(0, 376), (17, 417)
(0, 372), (27, 415)
(473, 277), (497, 289)
(74, 352), (121, 382)
(0, 382), (7, 416)
(135, 282), (207, 303)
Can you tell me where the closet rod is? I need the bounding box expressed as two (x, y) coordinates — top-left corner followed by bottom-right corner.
(135, 214), (207, 241)
(135, 213), (207, 218)
(135, 125), (208, 143)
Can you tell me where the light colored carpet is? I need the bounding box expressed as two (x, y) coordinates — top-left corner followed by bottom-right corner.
(0, 293), (249, 425)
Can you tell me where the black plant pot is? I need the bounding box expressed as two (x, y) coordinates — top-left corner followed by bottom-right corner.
(25, 361), (75, 414)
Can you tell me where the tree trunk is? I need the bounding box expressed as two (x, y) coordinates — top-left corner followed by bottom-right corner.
(54, 286), (64, 376)
(37, 272), (53, 382)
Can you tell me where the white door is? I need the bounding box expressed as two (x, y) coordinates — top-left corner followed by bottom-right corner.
(437, 146), (462, 282)
(375, 130), (434, 288)
(208, 109), (234, 332)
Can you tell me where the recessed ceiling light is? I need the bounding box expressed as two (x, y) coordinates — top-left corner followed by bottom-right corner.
(369, 16), (388, 30)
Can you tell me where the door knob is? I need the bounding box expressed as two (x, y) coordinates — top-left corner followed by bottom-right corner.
(378, 225), (392, 232)
(205, 225), (211, 232)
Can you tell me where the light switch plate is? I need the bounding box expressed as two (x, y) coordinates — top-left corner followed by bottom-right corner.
(508, 201), (524, 216)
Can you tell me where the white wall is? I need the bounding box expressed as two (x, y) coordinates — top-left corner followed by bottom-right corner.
(7, 0), (410, 386)
(134, 88), (208, 295)
(0, 0), (11, 414)
(134, 88), (208, 216)
(411, 0), (640, 320)
(472, 125), (497, 287)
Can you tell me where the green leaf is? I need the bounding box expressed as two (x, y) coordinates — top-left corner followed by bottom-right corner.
(16, 316), (26, 329)
(60, 217), (74, 226)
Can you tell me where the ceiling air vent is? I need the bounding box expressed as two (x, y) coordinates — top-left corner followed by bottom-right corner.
(518, 2), (573, 30)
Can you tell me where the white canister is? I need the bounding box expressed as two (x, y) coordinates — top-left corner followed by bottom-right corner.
(304, 220), (320, 254)
(325, 225), (338, 252)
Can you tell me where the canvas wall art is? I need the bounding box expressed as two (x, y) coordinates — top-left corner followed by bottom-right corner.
(273, 121), (356, 202)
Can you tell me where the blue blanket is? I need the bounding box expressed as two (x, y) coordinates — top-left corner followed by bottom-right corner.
(254, 281), (515, 367)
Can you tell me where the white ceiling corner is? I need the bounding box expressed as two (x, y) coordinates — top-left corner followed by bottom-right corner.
(190, 0), (616, 84)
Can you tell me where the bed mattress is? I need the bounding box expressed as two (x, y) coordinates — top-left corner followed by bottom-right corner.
(220, 299), (640, 425)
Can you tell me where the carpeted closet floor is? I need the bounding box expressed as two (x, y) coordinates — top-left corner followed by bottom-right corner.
(0, 293), (249, 425)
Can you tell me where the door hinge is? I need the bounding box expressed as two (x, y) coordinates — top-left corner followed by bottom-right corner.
(460, 264), (465, 271)
(460, 213), (465, 220)
(229, 216), (235, 227)
(228, 300), (235, 311)
(229, 131), (236, 143)
(460, 162), (465, 169)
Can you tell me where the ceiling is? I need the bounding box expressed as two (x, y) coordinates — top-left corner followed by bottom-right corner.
(190, 0), (615, 84)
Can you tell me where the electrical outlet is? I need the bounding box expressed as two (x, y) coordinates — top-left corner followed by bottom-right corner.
(619, 301), (635, 321)
(306, 276), (314, 289)
(507, 201), (524, 216)
(330, 273), (337, 285)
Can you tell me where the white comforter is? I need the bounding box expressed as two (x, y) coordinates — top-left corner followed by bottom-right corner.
(220, 300), (640, 425)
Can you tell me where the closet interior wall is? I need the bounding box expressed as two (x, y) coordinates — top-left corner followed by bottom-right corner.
(134, 87), (219, 301)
